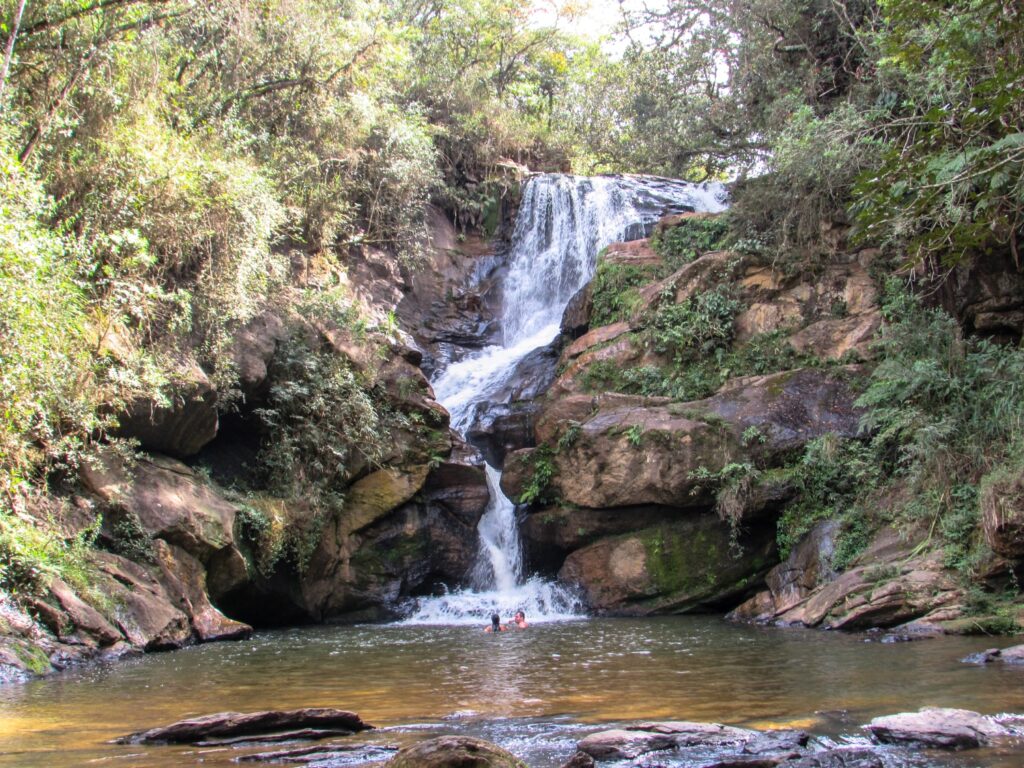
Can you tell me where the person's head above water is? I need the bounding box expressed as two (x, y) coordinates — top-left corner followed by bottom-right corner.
(490, 613), (501, 629)
(514, 610), (525, 622)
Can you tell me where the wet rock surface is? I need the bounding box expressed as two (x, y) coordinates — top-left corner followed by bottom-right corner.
(116, 707), (372, 745)
(961, 642), (1024, 665)
(577, 721), (817, 765)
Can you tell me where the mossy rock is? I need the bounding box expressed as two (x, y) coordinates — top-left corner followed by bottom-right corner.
(389, 735), (527, 768)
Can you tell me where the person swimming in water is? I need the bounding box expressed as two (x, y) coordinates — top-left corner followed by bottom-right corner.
(508, 610), (528, 629)
(484, 613), (506, 632)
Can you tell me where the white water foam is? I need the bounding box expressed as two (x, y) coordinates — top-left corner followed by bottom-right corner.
(402, 175), (727, 626)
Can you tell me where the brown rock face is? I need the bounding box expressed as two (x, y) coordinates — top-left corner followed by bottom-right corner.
(603, 238), (664, 267)
(561, 284), (593, 339)
(47, 577), (122, 646)
(388, 735), (527, 768)
(94, 552), (192, 650)
(115, 360), (218, 457)
(279, 446), (487, 621)
(939, 250), (1024, 342)
(231, 311), (288, 397)
(558, 516), (776, 614)
(152, 541), (252, 642)
(578, 721), (755, 760)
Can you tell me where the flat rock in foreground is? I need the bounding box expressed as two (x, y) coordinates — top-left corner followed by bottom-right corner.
(578, 721), (756, 759)
(115, 708), (371, 745)
(866, 707), (1014, 749)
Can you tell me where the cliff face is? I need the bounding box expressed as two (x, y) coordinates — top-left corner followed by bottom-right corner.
(0, 207), (494, 682)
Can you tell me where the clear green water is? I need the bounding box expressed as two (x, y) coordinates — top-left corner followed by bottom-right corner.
(1, 617), (1022, 767)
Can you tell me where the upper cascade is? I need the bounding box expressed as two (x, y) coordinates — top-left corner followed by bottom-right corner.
(433, 174), (727, 433)
(501, 174), (727, 347)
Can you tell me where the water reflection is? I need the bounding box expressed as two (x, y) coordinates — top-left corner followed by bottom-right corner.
(0, 617), (1022, 767)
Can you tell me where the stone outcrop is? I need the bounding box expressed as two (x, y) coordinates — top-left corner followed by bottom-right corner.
(80, 452), (240, 564)
(464, 339), (561, 466)
(578, 721), (808, 763)
(938, 249), (1024, 342)
(230, 311), (288, 398)
(961, 643), (1024, 665)
(388, 735), (528, 768)
(397, 205), (504, 375)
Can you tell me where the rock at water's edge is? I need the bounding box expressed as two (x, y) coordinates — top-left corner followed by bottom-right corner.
(866, 707), (1012, 749)
(116, 708), (371, 745)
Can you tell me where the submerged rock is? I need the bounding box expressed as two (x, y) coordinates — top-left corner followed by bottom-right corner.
(961, 643), (1024, 665)
(558, 751), (596, 768)
(784, 749), (883, 768)
(238, 742), (398, 763)
(388, 735), (528, 767)
(116, 708), (371, 745)
(866, 707), (1014, 749)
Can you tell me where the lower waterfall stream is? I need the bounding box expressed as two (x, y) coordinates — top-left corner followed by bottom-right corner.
(404, 174), (727, 624)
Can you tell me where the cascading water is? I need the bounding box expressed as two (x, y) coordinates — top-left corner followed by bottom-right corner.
(402, 174), (726, 625)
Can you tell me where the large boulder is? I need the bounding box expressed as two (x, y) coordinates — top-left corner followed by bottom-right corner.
(578, 721), (756, 760)
(504, 368), (863, 510)
(93, 552), (192, 651)
(559, 516), (776, 614)
(939, 249), (1024, 342)
(117, 708), (371, 745)
(388, 735), (527, 768)
(463, 339), (561, 465)
(256, 448), (487, 622)
(151, 541), (252, 642)
(523, 505), (682, 572)
(230, 311), (288, 399)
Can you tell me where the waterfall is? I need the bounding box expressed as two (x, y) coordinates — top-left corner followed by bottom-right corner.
(402, 174), (727, 625)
